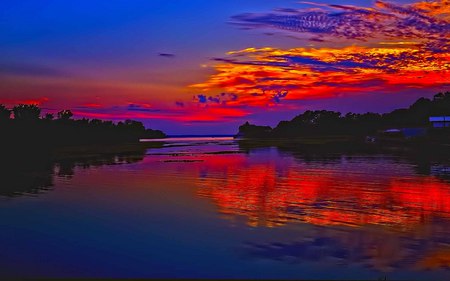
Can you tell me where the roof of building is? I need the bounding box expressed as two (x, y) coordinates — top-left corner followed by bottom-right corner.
(429, 116), (450, 122)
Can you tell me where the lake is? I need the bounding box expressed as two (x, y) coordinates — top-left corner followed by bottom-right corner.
(1, 137), (449, 280)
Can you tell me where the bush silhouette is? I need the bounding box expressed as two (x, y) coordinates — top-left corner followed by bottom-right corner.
(44, 113), (54, 120)
(0, 104), (11, 121)
(12, 104), (41, 121)
(57, 110), (73, 120)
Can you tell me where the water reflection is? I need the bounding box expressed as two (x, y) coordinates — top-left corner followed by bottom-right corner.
(196, 152), (450, 229)
(243, 225), (450, 272)
(0, 139), (449, 278)
(192, 143), (450, 272)
(0, 159), (54, 197)
(0, 148), (146, 197)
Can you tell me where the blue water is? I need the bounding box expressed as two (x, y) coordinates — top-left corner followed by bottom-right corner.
(0, 138), (449, 279)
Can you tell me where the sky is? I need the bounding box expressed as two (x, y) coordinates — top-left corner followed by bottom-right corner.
(0, 0), (449, 134)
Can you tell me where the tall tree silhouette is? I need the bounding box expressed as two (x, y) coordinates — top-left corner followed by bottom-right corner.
(12, 104), (41, 121)
(432, 92), (450, 115)
(44, 113), (54, 120)
(0, 105), (11, 121)
(57, 110), (73, 120)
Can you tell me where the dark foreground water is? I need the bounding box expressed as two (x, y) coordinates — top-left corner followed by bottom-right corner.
(1, 138), (449, 280)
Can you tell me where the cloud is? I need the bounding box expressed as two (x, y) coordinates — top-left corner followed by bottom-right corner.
(194, 93), (239, 105)
(191, 0), (449, 109)
(195, 94), (208, 103)
(0, 97), (50, 106)
(272, 91), (288, 103)
(70, 101), (249, 123)
(190, 45), (449, 106)
(231, 0), (449, 49)
(158, 53), (176, 58)
(127, 103), (160, 112)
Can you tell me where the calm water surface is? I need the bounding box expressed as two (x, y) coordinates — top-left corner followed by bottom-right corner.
(1, 137), (449, 279)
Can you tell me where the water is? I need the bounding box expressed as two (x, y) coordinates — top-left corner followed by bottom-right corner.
(141, 136), (234, 143)
(0, 138), (449, 279)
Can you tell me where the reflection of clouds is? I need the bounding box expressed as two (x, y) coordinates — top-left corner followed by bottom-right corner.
(418, 249), (450, 270)
(205, 151), (450, 272)
(430, 164), (450, 178)
(194, 151), (450, 273)
(196, 154), (450, 229)
(243, 226), (450, 272)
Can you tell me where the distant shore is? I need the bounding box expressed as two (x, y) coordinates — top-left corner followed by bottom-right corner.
(234, 92), (449, 151)
(0, 104), (167, 151)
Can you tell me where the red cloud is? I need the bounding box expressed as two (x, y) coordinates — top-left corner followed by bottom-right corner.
(0, 97), (49, 106)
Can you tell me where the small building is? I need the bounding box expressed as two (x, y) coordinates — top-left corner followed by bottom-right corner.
(429, 116), (450, 128)
(382, 128), (427, 139)
(368, 128), (427, 144)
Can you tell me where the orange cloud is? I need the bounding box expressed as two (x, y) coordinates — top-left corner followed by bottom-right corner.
(191, 45), (449, 107)
(189, 0), (449, 110)
(233, 0), (449, 45)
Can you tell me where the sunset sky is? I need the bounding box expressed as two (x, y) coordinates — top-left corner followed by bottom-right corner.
(0, 0), (449, 134)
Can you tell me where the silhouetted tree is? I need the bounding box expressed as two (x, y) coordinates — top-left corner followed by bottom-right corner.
(89, 119), (102, 126)
(124, 119), (145, 130)
(0, 104), (11, 120)
(237, 121), (272, 138)
(0, 104), (166, 147)
(57, 110), (73, 120)
(431, 91), (450, 115)
(237, 91), (450, 139)
(12, 104), (41, 121)
(44, 113), (54, 120)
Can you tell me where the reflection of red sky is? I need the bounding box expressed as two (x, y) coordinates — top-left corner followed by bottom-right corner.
(196, 156), (450, 229)
(391, 178), (450, 218)
(49, 149), (450, 273)
(418, 249), (450, 270)
(140, 150), (450, 272)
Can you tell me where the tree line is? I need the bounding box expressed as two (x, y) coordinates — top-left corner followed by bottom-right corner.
(0, 104), (166, 147)
(238, 92), (450, 139)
